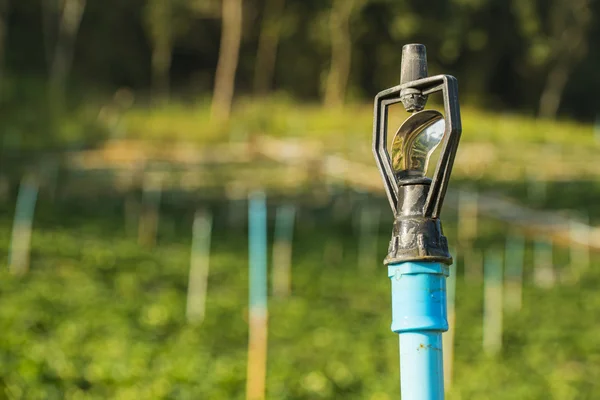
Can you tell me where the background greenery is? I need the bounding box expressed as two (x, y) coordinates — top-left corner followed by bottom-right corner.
(0, 191), (598, 399)
(1, 0), (600, 398)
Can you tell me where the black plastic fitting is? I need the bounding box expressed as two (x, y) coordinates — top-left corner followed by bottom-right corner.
(384, 181), (452, 265)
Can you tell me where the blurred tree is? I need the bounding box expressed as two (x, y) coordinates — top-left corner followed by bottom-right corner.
(0, 0), (7, 101)
(143, 0), (196, 104)
(513, 0), (592, 119)
(253, 0), (285, 95)
(324, 0), (365, 108)
(144, 0), (174, 104)
(0, 0), (599, 118)
(42, 0), (87, 109)
(211, 0), (243, 121)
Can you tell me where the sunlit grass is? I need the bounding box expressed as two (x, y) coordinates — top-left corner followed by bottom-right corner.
(122, 98), (599, 149)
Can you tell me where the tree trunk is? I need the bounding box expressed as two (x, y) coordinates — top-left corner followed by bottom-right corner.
(0, 0), (8, 101)
(538, 62), (570, 119)
(42, 0), (58, 70)
(151, 39), (172, 104)
(211, 0), (243, 121)
(49, 0), (86, 108)
(324, 0), (354, 109)
(253, 0), (285, 95)
(146, 0), (173, 104)
(537, 0), (591, 119)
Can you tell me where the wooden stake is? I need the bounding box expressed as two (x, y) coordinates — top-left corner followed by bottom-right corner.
(458, 190), (478, 241)
(324, 239), (344, 266)
(272, 204), (296, 298)
(358, 205), (380, 270)
(569, 215), (590, 281)
(41, 157), (59, 201)
(463, 249), (483, 283)
(247, 191), (268, 400)
(138, 173), (162, 248)
(443, 257), (457, 390)
(227, 182), (246, 228)
(186, 210), (213, 324)
(483, 251), (503, 356)
(125, 193), (140, 237)
(332, 190), (352, 225)
(504, 233), (524, 312)
(458, 190), (480, 282)
(533, 237), (555, 288)
(9, 175), (39, 275)
(123, 168), (140, 237)
(527, 170), (547, 205)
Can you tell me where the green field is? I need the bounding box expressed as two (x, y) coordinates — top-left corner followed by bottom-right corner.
(0, 187), (598, 399)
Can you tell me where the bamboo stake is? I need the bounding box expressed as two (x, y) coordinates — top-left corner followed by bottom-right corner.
(533, 237), (555, 288)
(41, 157), (59, 201)
(463, 249), (483, 283)
(326, 192), (347, 266)
(186, 210), (213, 324)
(9, 175), (39, 275)
(483, 251), (503, 356)
(504, 233), (524, 312)
(458, 190), (480, 282)
(568, 215), (590, 281)
(227, 182), (246, 228)
(332, 190), (352, 225)
(324, 239), (344, 266)
(358, 205), (380, 270)
(125, 193), (140, 237)
(138, 172), (162, 248)
(247, 191), (268, 400)
(123, 168), (141, 237)
(527, 171), (547, 205)
(272, 204), (296, 298)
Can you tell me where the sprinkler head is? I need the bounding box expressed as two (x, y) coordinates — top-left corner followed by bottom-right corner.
(371, 43), (462, 265)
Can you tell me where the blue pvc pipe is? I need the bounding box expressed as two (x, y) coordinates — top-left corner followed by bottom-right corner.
(388, 262), (449, 400)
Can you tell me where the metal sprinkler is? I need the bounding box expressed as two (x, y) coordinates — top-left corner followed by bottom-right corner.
(372, 43), (462, 399)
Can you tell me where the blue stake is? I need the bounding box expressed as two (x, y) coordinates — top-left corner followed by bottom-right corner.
(9, 175), (39, 274)
(249, 191), (268, 312)
(247, 190), (268, 400)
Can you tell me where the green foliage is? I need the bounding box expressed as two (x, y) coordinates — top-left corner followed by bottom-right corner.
(6, 0), (600, 118)
(0, 193), (598, 398)
(0, 77), (109, 150)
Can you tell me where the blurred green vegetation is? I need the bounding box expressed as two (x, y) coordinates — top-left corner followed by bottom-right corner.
(121, 98), (599, 146)
(5, 92), (599, 168)
(3, 0), (600, 119)
(0, 193), (598, 399)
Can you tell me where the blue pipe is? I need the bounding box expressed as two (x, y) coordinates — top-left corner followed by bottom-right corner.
(388, 262), (449, 400)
